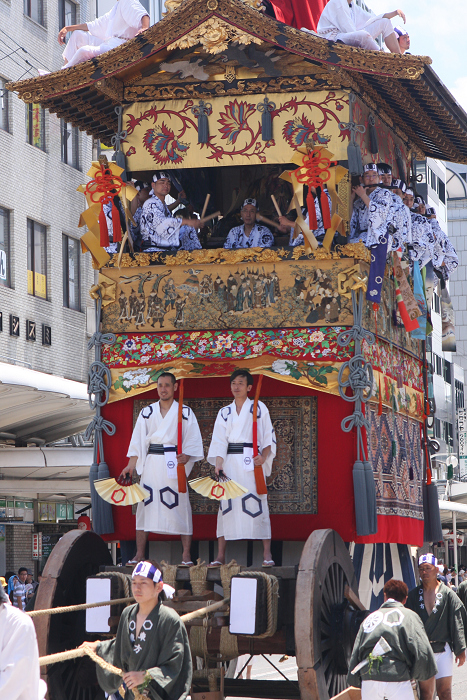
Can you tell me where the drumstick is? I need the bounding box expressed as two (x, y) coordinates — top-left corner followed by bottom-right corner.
(199, 211), (221, 225)
(252, 375), (267, 495)
(177, 379), (187, 494)
(271, 194), (282, 218)
(200, 194), (211, 220)
(256, 213), (283, 231)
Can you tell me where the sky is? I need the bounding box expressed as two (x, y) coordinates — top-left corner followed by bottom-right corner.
(369, 0), (467, 112)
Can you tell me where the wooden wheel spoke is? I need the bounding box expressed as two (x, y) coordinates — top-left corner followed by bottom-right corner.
(295, 529), (362, 700)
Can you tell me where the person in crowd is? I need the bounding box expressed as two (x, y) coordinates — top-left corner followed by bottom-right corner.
(278, 187), (333, 247)
(24, 570), (36, 605)
(377, 162), (393, 187)
(224, 199), (274, 249)
(317, 0), (405, 53)
(0, 584), (47, 699)
(458, 576), (467, 607)
(406, 554), (466, 700)
(350, 163), (393, 246)
(82, 560), (191, 700)
(13, 568), (28, 611)
(59, 0), (149, 69)
(348, 578), (437, 700)
(207, 369), (276, 567)
(140, 173), (202, 252)
(394, 25), (410, 52)
(120, 372), (204, 566)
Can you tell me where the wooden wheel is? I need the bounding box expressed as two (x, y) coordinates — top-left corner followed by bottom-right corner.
(294, 529), (367, 700)
(34, 529), (112, 700)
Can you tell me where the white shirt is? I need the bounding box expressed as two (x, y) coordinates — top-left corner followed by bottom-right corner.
(0, 603), (47, 700)
(317, 0), (383, 36)
(87, 0), (148, 41)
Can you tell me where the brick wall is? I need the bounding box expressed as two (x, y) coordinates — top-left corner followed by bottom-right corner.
(5, 523), (34, 574)
(0, 0), (95, 384)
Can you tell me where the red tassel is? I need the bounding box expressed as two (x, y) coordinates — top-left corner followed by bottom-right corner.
(253, 375), (268, 495)
(320, 189), (332, 229)
(111, 200), (122, 243)
(307, 191), (317, 230)
(397, 299), (420, 332)
(99, 205), (109, 248)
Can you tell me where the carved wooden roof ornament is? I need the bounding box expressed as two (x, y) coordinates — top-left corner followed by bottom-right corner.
(5, 0), (467, 162)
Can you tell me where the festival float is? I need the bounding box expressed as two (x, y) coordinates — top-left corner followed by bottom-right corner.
(8, 1), (467, 699)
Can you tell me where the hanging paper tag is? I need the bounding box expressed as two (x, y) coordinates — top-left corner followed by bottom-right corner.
(163, 445), (178, 480)
(243, 445), (255, 471)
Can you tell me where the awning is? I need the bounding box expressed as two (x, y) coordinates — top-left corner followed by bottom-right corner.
(0, 447), (93, 498)
(0, 362), (92, 444)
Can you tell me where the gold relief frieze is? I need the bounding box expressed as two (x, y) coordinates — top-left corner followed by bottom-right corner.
(95, 76), (124, 102)
(167, 17), (263, 54)
(124, 74), (330, 102)
(104, 242), (370, 270)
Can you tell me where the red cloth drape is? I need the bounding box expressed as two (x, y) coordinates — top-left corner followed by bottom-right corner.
(269, 0), (327, 32)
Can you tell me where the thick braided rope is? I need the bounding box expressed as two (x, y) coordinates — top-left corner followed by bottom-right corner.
(27, 596), (135, 617)
(236, 571), (279, 638)
(96, 571), (133, 600)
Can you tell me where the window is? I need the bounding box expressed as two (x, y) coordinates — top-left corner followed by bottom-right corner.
(59, 0), (76, 42)
(26, 104), (45, 151)
(62, 235), (80, 310)
(433, 291), (440, 314)
(27, 220), (47, 299)
(0, 78), (9, 133)
(443, 360), (452, 384)
(438, 180), (446, 204)
(433, 353), (442, 376)
(434, 417), (441, 439)
(443, 422), (453, 448)
(61, 120), (79, 169)
(24, 0), (44, 24)
(0, 208), (10, 288)
(456, 379), (465, 410)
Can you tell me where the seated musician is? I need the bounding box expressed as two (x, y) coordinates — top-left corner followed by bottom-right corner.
(140, 173), (202, 252)
(350, 163), (393, 247)
(377, 162), (393, 186)
(129, 181), (151, 252)
(224, 199), (274, 249)
(278, 186), (332, 247)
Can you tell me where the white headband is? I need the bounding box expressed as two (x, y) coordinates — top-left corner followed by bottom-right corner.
(419, 554), (438, 567)
(132, 561), (163, 582)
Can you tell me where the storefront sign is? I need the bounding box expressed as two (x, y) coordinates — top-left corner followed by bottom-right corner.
(32, 532), (42, 558)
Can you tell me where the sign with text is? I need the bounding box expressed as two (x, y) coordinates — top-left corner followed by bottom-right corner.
(457, 409), (467, 479)
(32, 532), (42, 559)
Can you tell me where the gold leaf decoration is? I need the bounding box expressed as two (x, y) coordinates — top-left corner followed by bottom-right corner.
(168, 17), (262, 55)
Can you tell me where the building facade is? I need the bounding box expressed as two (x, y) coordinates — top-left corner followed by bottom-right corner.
(0, 0), (98, 574)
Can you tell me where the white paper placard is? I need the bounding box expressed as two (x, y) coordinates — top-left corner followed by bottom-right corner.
(86, 578), (111, 633)
(229, 577), (257, 635)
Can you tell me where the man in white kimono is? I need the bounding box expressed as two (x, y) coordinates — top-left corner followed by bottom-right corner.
(426, 207), (459, 281)
(317, 0), (405, 53)
(140, 173), (202, 252)
(0, 585), (47, 700)
(59, 0), (150, 69)
(386, 178), (411, 252)
(224, 199), (274, 249)
(121, 372), (204, 566)
(207, 369), (276, 567)
(403, 189), (435, 267)
(377, 162), (393, 187)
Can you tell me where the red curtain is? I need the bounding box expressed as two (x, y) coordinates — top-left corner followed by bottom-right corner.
(268, 0), (327, 32)
(100, 376), (423, 547)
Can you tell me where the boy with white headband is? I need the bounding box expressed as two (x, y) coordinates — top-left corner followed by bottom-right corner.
(140, 172), (202, 252)
(406, 554), (466, 700)
(83, 560), (191, 699)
